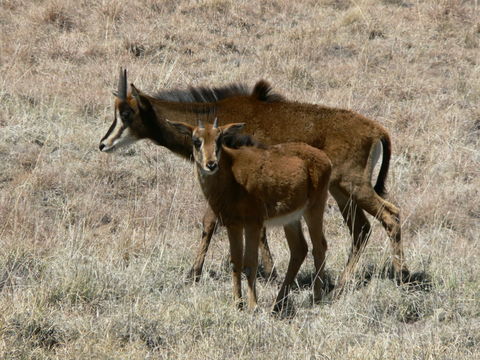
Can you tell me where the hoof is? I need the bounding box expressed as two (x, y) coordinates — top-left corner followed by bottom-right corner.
(272, 302), (296, 319)
(235, 300), (246, 310)
(257, 265), (278, 282)
(398, 269), (412, 285)
(185, 268), (202, 283)
(330, 287), (343, 301)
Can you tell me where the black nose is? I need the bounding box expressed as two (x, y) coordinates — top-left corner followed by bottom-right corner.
(99, 143), (105, 151)
(206, 161), (217, 171)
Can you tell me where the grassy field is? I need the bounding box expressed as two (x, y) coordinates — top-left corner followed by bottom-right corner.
(1, 0), (479, 358)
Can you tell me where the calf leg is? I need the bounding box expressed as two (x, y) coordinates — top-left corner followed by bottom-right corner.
(258, 227), (278, 280)
(304, 197), (329, 303)
(226, 225), (244, 309)
(244, 224), (262, 310)
(188, 207), (276, 282)
(273, 221), (308, 314)
(187, 206), (218, 282)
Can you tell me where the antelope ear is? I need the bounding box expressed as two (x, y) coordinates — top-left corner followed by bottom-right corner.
(221, 123), (245, 136)
(167, 120), (194, 137)
(130, 84), (148, 109)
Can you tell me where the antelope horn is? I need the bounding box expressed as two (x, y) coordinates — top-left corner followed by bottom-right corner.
(213, 117), (218, 129)
(118, 68), (127, 100)
(198, 119), (204, 129)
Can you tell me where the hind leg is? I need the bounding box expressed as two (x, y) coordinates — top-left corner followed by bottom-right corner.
(330, 186), (372, 295)
(349, 183), (409, 282)
(304, 199), (329, 303)
(244, 224), (262, 310)
(258, 227), (278, 280)
(226, 225), (244, 309)
(273, 221), (308, 314)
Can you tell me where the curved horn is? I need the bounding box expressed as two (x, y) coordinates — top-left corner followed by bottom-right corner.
(213, 117), (218, 129)
(118, 68), (127, 100)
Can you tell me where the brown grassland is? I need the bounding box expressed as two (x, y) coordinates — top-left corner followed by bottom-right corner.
(0, 0), (479, 358)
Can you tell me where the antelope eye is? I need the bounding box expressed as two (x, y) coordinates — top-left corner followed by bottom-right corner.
(120, 110), (132, 125)
(193, 137), (202, 149)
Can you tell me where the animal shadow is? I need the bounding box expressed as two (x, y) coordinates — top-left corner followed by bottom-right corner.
(183, 259), (280, 284)
(291, 264), (432, 296)
(352, 264), (433, 293)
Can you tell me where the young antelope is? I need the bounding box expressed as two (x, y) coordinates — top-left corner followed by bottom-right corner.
(169, 118), (331, 312)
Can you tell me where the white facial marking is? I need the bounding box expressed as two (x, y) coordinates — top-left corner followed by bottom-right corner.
(100, 114), (138, 152)
(198, 164), (219, 176)
(111, 129), (137, 149)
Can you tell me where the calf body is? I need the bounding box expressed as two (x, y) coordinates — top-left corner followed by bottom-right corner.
(170, 120), (331, 311)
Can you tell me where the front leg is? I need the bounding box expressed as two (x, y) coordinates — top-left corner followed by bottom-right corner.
(226, 225), (244, 309)
(187, 205), (218, 282)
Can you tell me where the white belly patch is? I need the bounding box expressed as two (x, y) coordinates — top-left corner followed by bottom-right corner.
(264, 205), (306, 227)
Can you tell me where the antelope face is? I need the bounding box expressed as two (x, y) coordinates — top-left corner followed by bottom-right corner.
(192, 123), (222, 175)
(99, 99), (140, 152)
(168, 119), (246, 175)
(99, 69), (145, 153)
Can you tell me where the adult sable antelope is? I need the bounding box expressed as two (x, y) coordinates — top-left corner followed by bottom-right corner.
(168, 118), (331, 311)
(99, 69), (410, 293)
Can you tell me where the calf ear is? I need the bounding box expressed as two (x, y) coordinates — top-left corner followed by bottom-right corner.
(166, 120), (194, 137)
(221, 123), (245, 136)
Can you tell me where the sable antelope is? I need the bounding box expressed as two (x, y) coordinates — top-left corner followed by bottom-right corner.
(168, 118), (331, 311)
(99, 69), (410, 294)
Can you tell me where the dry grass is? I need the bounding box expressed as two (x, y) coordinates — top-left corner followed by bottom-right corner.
(0, 0), (479, 358)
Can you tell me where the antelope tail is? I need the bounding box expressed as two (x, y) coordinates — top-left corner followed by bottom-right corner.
(374, 136), (391, 198)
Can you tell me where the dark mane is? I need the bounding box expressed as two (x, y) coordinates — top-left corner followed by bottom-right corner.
(153, 80), (284, 104)
(222, 133), (268, 150)
(251, 80), (285, 102)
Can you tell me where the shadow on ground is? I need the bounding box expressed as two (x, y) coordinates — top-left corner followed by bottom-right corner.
(293, 264), (433, 294)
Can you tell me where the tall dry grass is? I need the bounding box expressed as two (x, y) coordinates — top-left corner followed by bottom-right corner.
(0, 0), (479, 358)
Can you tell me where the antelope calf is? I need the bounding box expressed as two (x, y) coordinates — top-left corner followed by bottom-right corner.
(169, 118), (331, 312)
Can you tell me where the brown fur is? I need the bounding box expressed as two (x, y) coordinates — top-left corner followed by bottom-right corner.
(169, 121), (331, 311)
(99, 71), (410, 293)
